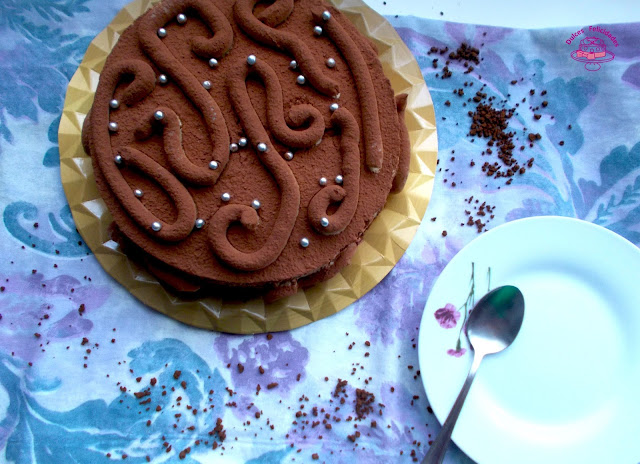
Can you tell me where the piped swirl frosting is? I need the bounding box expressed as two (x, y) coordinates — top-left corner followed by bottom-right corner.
(234, 0), (340, 97)
(84, 0), (410, 295)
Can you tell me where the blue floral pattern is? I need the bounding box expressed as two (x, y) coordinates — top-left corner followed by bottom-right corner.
(1, 2), (640, 462)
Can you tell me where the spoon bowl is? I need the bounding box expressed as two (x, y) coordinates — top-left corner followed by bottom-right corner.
(467, 285), (525, 356)
(423, 285), (525, 464)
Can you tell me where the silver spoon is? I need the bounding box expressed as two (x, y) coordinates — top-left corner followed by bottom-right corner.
(423, 285), (525, 464)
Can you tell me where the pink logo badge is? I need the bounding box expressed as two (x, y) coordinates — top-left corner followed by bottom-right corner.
(567, 26), (618, 71)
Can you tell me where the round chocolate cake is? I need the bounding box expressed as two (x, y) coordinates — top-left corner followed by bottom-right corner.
(82, 0), (411, 301)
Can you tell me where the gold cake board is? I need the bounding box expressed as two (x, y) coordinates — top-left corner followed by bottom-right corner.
(58, 0), (438, 333)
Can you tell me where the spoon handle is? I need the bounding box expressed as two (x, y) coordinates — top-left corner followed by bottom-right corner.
(422, 352), (484, 464)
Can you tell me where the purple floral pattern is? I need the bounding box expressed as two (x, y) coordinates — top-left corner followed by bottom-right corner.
(434, 264), (492, 357)
(0, 272), (111, 361)
(447, 348), (468, 358)
(434, 303), (460, 329)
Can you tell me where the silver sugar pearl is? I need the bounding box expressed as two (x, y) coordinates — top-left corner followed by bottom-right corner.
(109, 99), (120, 109)
(335, 174), (343, 184)
(313, 26), (323, 36)
(157, 28), (167, 38)
(195, 218), (205, 229)
(247, 54), (257, 66)
(177, 13), (187, 24)
(209, 58), (219, 68)
(300, 237), (310, 248)
(154, 110), (164, 121)
(202, 80), (212, 90)
(221, 192), (231, 202)
(320, 217), (330, 227)
(209, 160), (219, 170)
(326, 58), (336, 68)
(238, 137), (247, 147)
(322, 10), (331, 20)
(158, 74), (168, 84)
(329, 103), (339, 112)
(284, 151), (294, 161)
(230, 143), (239, 153)
(289, 60), (298, 70)
(134, 188), (143, 198)
(252, 199), (261, 210)
(108, 122), (118, 132)
(114, 155), (123, 165)
(319, 177), (327, 186)
(151, 221), (162, 232)
(257, 142), (268, 152)
(296, 75), (306, 85)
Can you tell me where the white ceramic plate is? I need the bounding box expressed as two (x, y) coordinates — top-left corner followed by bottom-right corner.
(419, 216), (640, 464)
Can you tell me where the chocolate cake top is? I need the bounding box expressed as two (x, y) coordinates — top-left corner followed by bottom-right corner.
(83, 0), (410, 288)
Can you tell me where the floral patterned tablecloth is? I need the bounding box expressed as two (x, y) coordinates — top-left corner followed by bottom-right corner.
(2, 1), (640, 462)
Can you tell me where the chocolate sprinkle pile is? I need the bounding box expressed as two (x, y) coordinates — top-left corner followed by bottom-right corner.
(468, 103), (524, 178)
(355, 388), (375, 419)
(428, 37), (579, 237)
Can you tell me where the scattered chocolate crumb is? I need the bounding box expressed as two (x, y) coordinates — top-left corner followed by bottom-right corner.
(449, 42), (480, 65)
(237, 363), (244, 374)
(267, 382), (279, 390)
(173, 370), (181, 380)
(333, 379), (348, 398)
(355, 388), (375, 419)
(441, 230), (447, 237)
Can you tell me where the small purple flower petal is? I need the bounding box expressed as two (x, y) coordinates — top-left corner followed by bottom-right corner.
(447, 348), (467, 357)
(434, 303), (460, 329)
